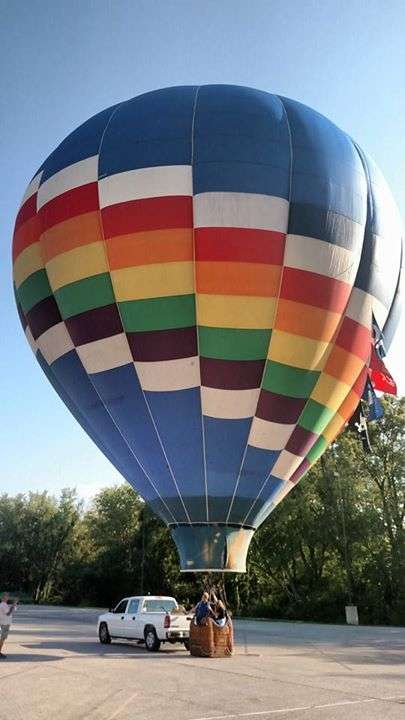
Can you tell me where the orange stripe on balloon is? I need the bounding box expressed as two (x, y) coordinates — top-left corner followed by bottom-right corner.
(336, 365), (368, 422)
(274, 299), (340, 342)
(337, 386), (363, 423)
(106, 228), (193, 270)
(196, 261), (281, 297)
(324, 345), (364, 386)
(13, 214), (42, 262)
(40, 211), (102, 263)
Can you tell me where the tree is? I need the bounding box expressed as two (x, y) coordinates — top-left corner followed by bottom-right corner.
(1, 398), (404, 625)
(0, 489), (81, 602)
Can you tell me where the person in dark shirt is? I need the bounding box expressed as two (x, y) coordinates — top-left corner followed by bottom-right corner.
(193, 591), (214, 625)
(213, 599), (228, 627)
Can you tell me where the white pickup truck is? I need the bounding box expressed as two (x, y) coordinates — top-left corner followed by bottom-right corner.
(97, 595), (192, 652)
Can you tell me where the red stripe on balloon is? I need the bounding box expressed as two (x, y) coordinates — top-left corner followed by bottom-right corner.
(195, 227), (285, 264)
(12, 213), (42, 262)
(102, 196), (193, 238)
(335, 316), (371, 361)
(351, 366), (368, 397)
(280, 268), (351, 313)
(39, 183), (99, 232)
(14, 194), (37, 233)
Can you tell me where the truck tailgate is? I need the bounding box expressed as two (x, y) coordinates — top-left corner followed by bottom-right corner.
(169, 614), (192, 630)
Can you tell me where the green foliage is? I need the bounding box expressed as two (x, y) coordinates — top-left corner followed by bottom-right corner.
(0, 488), (81, 603)
(0, 397), (404, 624)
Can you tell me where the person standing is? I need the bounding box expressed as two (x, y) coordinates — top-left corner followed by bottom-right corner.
(0, 593), (18, 658)
(193, 591), (214, 625)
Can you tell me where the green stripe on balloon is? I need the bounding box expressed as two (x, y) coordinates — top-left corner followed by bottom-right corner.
(118, 294), (196, 332)
(298, 400), (334, 434)
(198, 327), (271, 360)
(54, 273), (115, 319)
(263, 360), (320, 398)
(306, 435), (328, 464)
(17, 270), (52, 313)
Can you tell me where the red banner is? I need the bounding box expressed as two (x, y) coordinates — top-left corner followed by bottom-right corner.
(368, 347), (397, 395)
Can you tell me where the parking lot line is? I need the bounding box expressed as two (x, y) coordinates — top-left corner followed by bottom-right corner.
(188, 697), (377, 720)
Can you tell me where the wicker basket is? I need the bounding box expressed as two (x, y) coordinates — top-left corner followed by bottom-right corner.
(189, 617), (234, 657)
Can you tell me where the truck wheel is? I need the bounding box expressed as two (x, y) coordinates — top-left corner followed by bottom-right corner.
(99, 622), (111, 644)
(144, 626), (161, 652)
(183, 639), (190, 651)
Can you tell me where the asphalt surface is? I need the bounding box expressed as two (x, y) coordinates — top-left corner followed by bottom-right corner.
(0, 605), (404, 720)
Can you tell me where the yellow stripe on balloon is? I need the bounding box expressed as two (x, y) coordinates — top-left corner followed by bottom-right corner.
(45, 241), (108, 291)
(311, 373), (351, 411)
(197, 294), (276, 329)
(13, 242), (43, 288)
(111, 261), (194, 301)
(268, 329), (330, 371)
(321, 412), (345, 443)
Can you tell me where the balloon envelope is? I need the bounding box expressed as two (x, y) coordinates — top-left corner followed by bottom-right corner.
(13, 85), (403, 572)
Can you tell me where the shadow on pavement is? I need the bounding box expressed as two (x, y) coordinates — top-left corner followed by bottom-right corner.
(322, 649), (405, 666)
(0, 653), (64, 663)
(11, 627), (92, 637)
(21, 640), (188, 657)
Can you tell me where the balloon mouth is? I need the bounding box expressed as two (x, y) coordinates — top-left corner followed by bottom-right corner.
(170, 524), (255, 573)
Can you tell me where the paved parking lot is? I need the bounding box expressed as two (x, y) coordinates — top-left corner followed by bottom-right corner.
(0, 605), (404, 720)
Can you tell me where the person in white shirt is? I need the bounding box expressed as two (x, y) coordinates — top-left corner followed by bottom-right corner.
(0, 593), (18, 658)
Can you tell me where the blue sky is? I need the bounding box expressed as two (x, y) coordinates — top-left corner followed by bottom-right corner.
(1, 0), (404, 499)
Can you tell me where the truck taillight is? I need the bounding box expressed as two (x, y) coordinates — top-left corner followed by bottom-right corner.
(164, 613), (171, 629)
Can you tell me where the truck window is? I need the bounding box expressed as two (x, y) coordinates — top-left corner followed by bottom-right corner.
(142, 599), (177, 613)
(127, 599), (139, 614)
(114, 599), (128, 614)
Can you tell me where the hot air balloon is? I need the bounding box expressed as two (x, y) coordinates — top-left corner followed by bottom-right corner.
(12, 85), (403, 573)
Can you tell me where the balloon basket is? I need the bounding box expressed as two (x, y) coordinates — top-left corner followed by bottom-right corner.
(189, 617), (234, 657)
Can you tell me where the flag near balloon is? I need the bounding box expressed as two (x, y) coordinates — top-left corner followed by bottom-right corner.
(12, 86), (403, 572)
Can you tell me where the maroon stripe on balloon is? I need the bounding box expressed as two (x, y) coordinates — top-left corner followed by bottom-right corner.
(289, 458), (311, 484)
(27, 295), (62, 340)
(195, 228), (285, 264)
(285, 426), (318, 457)
(16, 297), (28, 331)
(128, 326), (197, 362)
(200, 357), (265, 390)
(256, 390), (306, 424)
(65, 304), (122, 346)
